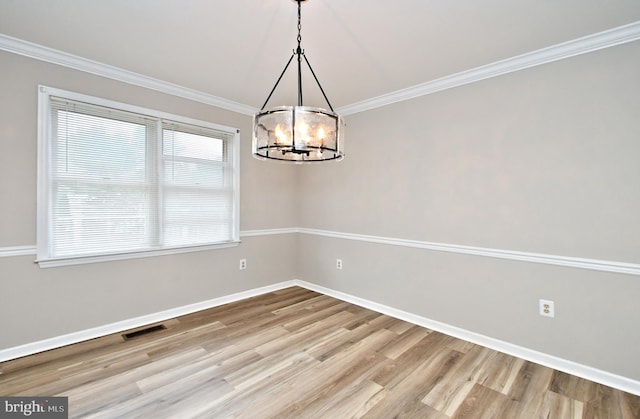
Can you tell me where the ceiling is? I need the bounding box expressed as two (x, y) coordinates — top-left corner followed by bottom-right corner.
(1, 0), (639, 111)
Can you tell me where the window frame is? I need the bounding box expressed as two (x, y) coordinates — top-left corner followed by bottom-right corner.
(36, 85), (240, 268)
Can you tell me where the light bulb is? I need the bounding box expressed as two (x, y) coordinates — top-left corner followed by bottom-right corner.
(275, 124), (289, 145)
(297, 121), (309, 136)
(295, 121), (310, 148)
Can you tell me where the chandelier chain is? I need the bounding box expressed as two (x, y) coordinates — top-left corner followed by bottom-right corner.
(257, 0), (335, 112)
(297, 1), (302, 49)
(296, 0), (304, 106)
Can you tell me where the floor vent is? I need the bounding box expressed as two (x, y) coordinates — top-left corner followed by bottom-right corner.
(122, 324), (167, 340)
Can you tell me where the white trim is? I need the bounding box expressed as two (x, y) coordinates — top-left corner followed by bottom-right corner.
(0, 228), (296, 260)
(35, 242), (241, 268)
(35, 85), (242, 268)
(2, 227), (639, 275)
(298, 228), (640, 276)
(0, 246), (37, 258)
(2, 23), (639, 117)
(0, 34), (256, 116)
(293, 280), (640, 396)
(38, 85), (243, 133)
(240, 228), (299, 237)
(337, 21), (640, 115)
(232, 130), (242, 243)
(0, 278), (637, 395)
(0, 280), (297, 363)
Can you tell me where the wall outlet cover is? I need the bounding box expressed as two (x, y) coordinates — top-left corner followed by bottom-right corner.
(539, 299), (554, 318)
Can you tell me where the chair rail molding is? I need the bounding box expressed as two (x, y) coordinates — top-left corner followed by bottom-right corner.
(2, 228), (639, 276)
(297, 228), (640, 276)
(0, 245), (37, 258)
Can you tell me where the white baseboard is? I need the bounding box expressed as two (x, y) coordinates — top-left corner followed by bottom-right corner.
(0, 280), (297, 363)
(1, 278), (638, 396)
(291, 279), (640, 397)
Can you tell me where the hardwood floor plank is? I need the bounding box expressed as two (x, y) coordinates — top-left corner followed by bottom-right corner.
(271, 294), (337, 315)
(273, 352), (390, 417)
(255, 311), (354, 357)
(451, 383), (511, 419)
(87, 368), (232, 419)
(425, 379), (476, 417)
(386, 317), (418, 335)
(550, 369), (600, 402)
(421, 343), (497, 412)
(281, 301), (352, 331)
(233, 328), (397, 419)
(511, 361), (555, 403)
(368, 313), (411, 333)
(306, 378), (385, 419)
(305, 316), (397, 363)
(447, 339), (476, 354)
(539, 390), (585, 419)
(1, 286), (637, 419)
(363, 346), (462, 418)
(583, 384), (630, 418)
(370, 331), (456, 388)
(622, 392), (640, 418)
(486, 355), (526, 395)
(200, 323), (290, 360)
(0, 333), (127, 376)
(134, 348), (245, 393)
(201, 352), (320, 419)
(378, 325), (431, 360)
(342, 307), (386, 331)
(225, 350), (316, 391)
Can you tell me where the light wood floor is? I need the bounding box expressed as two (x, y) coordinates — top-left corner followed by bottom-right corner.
(1, 287), (638, 418)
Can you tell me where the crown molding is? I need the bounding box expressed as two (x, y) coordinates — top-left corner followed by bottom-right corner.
(337, 21), (640, 115)
(1, 21), (639, 118)
(0, 34), (257, 116)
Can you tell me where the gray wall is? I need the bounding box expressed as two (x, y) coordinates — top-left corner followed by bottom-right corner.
(1, 39), (639, 384)
(297, 41), (640, 380)
(0, 51), (297, 349)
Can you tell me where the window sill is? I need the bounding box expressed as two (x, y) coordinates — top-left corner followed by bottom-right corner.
(35, 241), (241, 268)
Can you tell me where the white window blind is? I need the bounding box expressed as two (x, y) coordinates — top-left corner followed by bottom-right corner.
(37, 86), (239, 266)
(162, 122), (233, 247)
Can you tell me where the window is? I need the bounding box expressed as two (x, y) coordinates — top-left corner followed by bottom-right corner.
(37, 86), (239, 267)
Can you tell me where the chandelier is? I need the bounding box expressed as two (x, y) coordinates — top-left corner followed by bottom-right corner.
(252, 0), (345, 163)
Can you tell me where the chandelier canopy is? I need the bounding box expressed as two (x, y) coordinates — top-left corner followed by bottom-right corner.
(252, 0), (345, 163)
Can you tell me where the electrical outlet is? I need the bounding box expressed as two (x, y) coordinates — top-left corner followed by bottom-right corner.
(239, 259), (247, 270)
(336, 259), (343, 270)
(539, 299), (554, 318)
